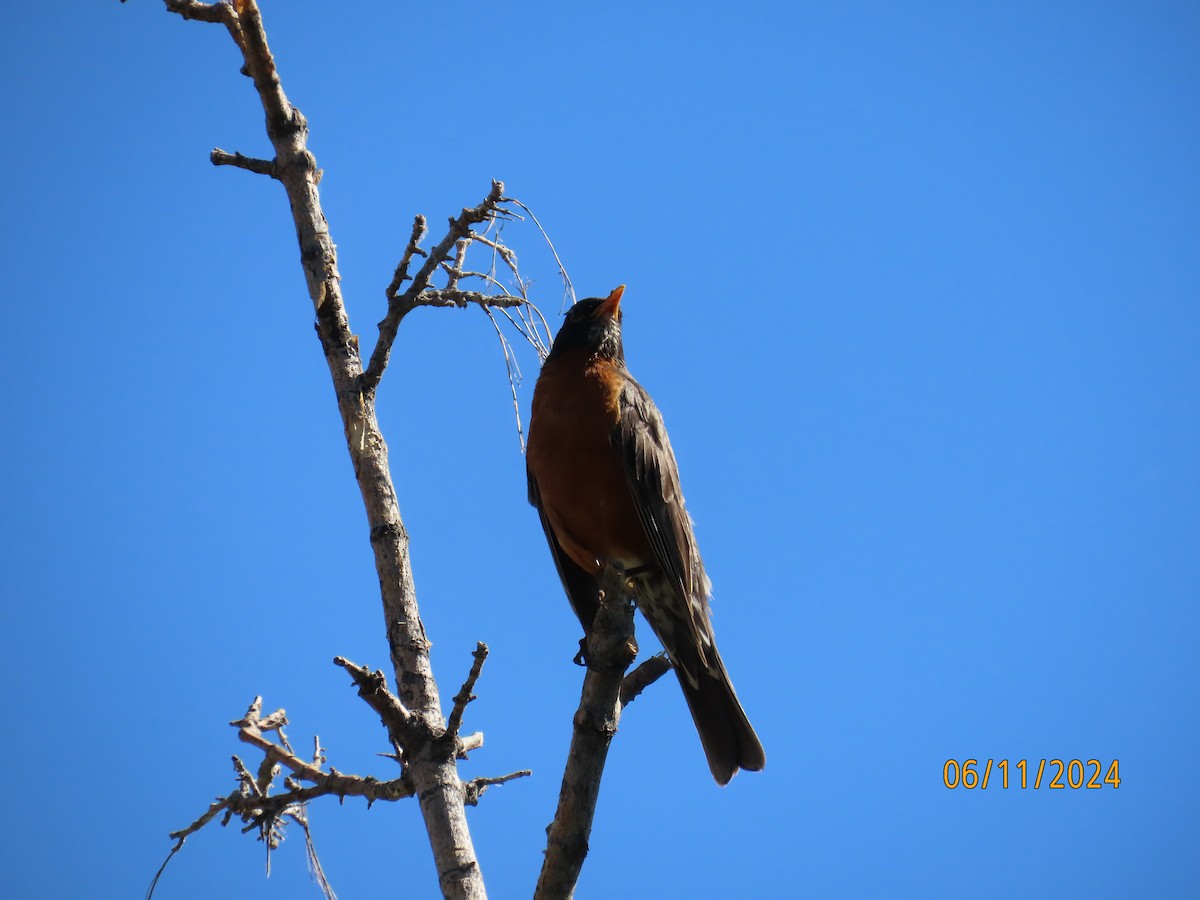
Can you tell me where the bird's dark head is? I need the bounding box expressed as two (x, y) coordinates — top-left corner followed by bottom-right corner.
(546, 285), (625, 363)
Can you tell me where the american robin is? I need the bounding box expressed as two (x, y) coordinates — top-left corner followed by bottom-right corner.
(526, 285), (765, 785)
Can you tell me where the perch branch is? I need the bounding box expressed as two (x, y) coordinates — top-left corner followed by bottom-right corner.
(534, 564), (640, 900)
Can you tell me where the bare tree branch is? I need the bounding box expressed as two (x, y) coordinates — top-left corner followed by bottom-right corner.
(148, 697), (415, 900)
(161, 0), (228, 25)
(535, 565), (640, 900)
(158, 2), (489, 897)
(384, 214), (429, 299)
(233, 698), (411, 804)
(363, 180), (509, 392)
(457, 731), (485, 758)
(442, 237), (472, 290)
(332, 656), (416, 748)
(464, 769), (534, 806)
(211, 147), (278, 177)
(620, 653), (673, 706)
(409, 289), (527, 311)
(149, 5), (602, 900)
(445, 642), (489, 743)
(236, 697), (414, 814)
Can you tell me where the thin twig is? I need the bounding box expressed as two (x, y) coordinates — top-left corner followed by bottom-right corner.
(166, 791), (239, 845)
(505, 198), (576, 310)
(467, 232), (519, 271)
(497, 304), (552, 361)
(444, 642), (489, 742)
(299, 810), (337, 900)
(145, 838), (189, 900)
(384, 215), (429, 299)
(451, 269), (514, 294)
(486, 309), (529, 451)
(464, 769), (534, 806)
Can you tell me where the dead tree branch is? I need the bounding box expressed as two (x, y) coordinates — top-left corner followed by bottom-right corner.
(211, 147), (279, 177)
(162, 0), (228, 25)
(465, 769), (534, 806)
(445, 642), (490, 744)
(534, 564), (641, 900)
(362, 182), (562, 401)
(148, 697), (413, 900)
(227, 697), (415, 811)
(156, 2), (492, 896)
(406, 288), (527, 312)
(146, 2), (589, 898)
(619, 653), (673, 706)
(332, 656), (416, 747)
(364, 180), (514, 392)
(384, 215), (429, 300)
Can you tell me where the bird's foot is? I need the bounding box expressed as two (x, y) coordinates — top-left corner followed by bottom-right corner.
(572, 637), (590, 667)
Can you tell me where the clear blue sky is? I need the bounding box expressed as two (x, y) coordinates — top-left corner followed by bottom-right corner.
(2, 2), (1197, 898)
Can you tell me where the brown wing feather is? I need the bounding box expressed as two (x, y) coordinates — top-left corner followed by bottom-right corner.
(612, 377), (713, 680)
(613, 376), (768, 781)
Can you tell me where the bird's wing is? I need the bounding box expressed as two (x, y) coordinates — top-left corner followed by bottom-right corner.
(527, 459), (601, 629)
(613, 376), (712, 673)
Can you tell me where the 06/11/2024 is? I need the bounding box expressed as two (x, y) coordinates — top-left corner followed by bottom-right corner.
(943, 758), (1121, 789)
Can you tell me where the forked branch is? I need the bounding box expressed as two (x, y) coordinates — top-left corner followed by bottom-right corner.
(363, 180), (547, 393)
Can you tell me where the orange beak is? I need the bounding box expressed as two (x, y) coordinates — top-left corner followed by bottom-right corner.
(596, 284), (625, 318)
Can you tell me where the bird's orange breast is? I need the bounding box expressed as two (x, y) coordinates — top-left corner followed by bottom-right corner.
(527, 349), (652, 574)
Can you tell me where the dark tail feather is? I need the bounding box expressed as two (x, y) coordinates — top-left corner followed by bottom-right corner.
(677, 652), (766, 785)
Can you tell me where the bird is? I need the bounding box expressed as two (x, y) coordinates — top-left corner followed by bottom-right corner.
(525, 285), (765, 785)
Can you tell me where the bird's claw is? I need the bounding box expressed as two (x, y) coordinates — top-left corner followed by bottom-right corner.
(573, 637), (590, 667)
